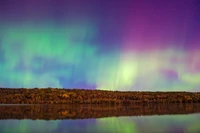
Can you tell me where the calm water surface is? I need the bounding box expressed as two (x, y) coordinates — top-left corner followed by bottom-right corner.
(0, 104), (200, 133)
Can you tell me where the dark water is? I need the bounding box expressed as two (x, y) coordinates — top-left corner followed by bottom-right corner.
(0, 104), (200, 133)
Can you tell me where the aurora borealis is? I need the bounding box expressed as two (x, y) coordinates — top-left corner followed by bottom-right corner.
(0, 0), (200, 91)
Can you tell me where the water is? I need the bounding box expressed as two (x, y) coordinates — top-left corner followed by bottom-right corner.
(0, 104), (200, 133)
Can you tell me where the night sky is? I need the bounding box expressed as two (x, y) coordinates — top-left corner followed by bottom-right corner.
(0, 0), (200, 91)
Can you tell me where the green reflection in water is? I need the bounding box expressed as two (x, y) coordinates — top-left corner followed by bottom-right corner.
(0, 120), (60, 133)
(186, 121), (200, 133)
(88, 114), (200, 133)
(87, 117), (138, 133)
(0, 114), (200, 133)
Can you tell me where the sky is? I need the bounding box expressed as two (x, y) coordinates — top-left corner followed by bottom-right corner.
(0, 0), (200, 91)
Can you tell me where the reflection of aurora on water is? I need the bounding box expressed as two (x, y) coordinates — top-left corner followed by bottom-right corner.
(0, 104), (200, 133)
(0, 114), (199, 133)
(0, 120), (60, 133)
(0, 0), (200, 91)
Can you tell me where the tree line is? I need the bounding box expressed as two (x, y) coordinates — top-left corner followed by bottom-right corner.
(0, 88), (200, 104)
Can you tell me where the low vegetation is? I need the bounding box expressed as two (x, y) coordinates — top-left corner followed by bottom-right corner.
(0, 88), (200, 104)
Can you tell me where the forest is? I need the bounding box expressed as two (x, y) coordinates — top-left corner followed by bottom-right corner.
(0, 88), (200, 104)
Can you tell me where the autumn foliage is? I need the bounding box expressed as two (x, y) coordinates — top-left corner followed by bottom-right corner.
(0, 88), (200, 104)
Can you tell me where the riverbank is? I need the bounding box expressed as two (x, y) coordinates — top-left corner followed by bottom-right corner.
(0, 88), (200, 104)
